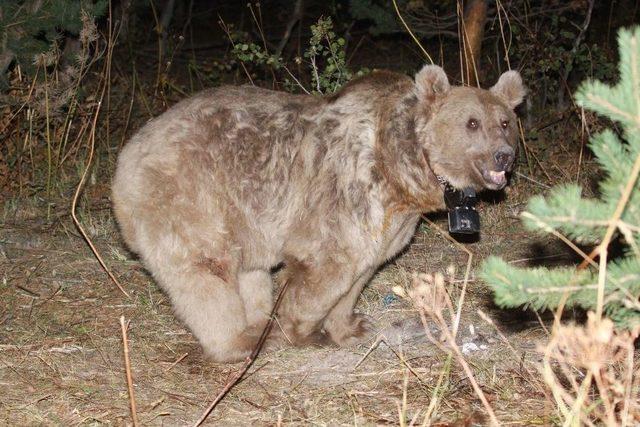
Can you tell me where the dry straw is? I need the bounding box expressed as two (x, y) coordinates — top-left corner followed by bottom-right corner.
(541, 313), (639, 426)
(409, 272), (500, 426)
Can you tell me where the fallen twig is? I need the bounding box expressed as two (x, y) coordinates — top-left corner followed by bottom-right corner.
(409, 271), (498, 425)
(164, 352), (189, 372)
(422, 216), (473, 339)
(418, 309), (500, 426)
(120, 316), (139, 427)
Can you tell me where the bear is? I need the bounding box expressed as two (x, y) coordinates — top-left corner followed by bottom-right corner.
(111, 65), (525, 362)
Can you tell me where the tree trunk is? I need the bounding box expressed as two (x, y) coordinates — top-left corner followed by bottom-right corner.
(275, 0), (305, 57)
(159, 0), (176, 61)
(461, 0), (487, 87)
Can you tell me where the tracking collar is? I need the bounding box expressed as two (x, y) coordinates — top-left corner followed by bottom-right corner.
(437, 176), (480, 235)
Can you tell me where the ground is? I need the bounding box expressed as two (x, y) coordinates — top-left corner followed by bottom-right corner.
(1, 171), (581, 425)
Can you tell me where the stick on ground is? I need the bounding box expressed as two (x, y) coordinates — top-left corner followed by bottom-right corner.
(120, 316), (139, 427)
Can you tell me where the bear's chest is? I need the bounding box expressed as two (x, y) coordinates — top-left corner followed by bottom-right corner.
(373, 212), (421, 265)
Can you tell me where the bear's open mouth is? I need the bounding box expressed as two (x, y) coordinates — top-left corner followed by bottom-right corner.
(436, 163), (508, 192)
(482, 169), (507, 188)
(472, 163), (508, 190)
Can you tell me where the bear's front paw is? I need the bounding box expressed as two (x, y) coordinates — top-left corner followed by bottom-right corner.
(326, 313), (376, 347)
(265, 322), (333, 350)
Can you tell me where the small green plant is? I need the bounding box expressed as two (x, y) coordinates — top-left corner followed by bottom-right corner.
(304, 16), (352, 94)
(230, 16), (361, 95)
(232, 40), (284, 70)
(481, 27), (640, 327)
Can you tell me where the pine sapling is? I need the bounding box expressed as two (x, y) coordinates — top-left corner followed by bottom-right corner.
(480, 27), (640, 328)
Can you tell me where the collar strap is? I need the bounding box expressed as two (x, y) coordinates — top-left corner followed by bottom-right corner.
(436, 175), (454, 192)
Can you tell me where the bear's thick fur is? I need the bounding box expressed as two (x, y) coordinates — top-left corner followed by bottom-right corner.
(112, 65), (525, 362)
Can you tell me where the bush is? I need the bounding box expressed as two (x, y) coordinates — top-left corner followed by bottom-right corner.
(0, 0), (106, 85)
(230, 16), (361, 94)
(0, 1), (107, 195)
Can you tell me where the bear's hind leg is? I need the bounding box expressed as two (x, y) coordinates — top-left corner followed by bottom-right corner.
(154, 258), (259, 363)
(238, 270), (273, 329)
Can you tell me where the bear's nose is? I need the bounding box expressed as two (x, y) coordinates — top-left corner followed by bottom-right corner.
(494, 146), (515, 171)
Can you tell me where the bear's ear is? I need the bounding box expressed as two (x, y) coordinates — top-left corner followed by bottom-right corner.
(490, 70), (526, 109)
(415, 65), (451, 99)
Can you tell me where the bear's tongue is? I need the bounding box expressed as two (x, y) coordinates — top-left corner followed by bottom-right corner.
(488, 170), (506, 186)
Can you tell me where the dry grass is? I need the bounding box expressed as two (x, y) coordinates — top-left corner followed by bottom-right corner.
(541, 314), (640, 426)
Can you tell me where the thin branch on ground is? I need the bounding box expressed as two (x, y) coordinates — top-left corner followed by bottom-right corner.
(164, 352), (189, 372)
(418, 309), (500, 426)
(120, 316), (139, 427)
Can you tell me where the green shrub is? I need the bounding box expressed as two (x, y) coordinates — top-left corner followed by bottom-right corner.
(230, 16), (362, 94)
(0, 0), (106, 85)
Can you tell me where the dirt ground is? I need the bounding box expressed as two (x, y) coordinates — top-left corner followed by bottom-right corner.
(0, 170), (582, 426)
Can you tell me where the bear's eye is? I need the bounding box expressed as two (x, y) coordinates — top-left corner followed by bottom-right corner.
(467, 118), (479, 130)
(501, 120), (509, 129)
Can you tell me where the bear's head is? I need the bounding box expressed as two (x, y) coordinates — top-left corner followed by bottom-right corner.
(414, 65), (526, 191)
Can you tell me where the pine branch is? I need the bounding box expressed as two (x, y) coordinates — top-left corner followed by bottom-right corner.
(481, 27), (640, 328)
(481, 257), (640, 326)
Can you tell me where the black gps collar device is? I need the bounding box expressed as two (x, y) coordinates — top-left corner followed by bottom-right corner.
(438, 178), (480, 235)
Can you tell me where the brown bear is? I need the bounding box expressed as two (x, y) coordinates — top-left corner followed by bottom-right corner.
(112, 65), (525, 362)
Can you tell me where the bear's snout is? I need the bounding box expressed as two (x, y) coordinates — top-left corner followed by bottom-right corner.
(494, 146), (515, 172)
(477, 145), (515, 189)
